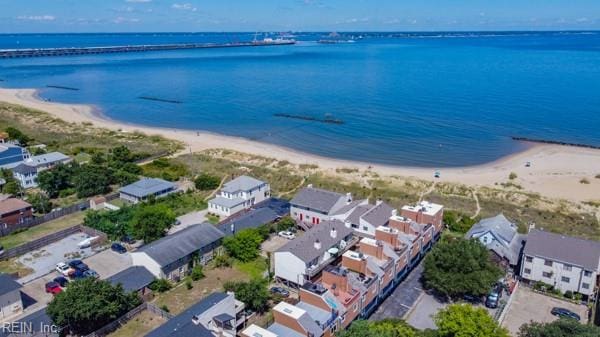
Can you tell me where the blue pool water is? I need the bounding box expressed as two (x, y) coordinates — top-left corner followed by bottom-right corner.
(1, 32), (599, 167)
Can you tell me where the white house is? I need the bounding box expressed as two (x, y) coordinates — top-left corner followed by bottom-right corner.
(290, 185), (360, 228)
(11, 163), (38, 189)
(466, 214), (526, 267)
(0, 274), (23, 320)
(274, 220), (354, 286)
(208, 175), (270, 218)
(11, 152), (71, 188)
(520, 229), (600, 297)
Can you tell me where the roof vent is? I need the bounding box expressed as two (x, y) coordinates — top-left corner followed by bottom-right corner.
(192, 315), (201, 325)
(391, 209), (398, 217)
(314, 239), (322, 250)
(346, 192), (352, 204)
(330, 228), (337, 239)
(307, 184), (313, 188)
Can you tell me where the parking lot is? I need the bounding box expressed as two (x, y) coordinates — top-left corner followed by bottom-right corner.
(501, 286), (588, 336)
(370, 263), (425, 321)
(17, 233), (96, 283)
(406, 292), (447, 329)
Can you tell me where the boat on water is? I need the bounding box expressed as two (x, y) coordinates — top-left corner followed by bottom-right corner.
(318, 31), (356, 44)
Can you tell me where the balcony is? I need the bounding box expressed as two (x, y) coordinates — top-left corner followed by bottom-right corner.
(306, 236), (360, 278)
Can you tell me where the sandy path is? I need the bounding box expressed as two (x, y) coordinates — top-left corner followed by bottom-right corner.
(1, 87), (599, 202)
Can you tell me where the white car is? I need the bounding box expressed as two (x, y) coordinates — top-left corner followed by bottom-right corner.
(278, 231), (296, 240)
(56, 262), (72, 276)
(77, 236), (99, 249)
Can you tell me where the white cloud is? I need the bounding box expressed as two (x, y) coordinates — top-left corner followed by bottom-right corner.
(113, 16), (141, 23)
(17, 15), (55, 21)
(172, 3), (197, 11)
(125, 0), (151, 3)
(576, 17), (589, 23)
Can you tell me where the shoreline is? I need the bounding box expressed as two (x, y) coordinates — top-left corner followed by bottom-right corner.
(1, 87), (599, 202)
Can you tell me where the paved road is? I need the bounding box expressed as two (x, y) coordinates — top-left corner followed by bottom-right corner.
(370, 263), (424, 320)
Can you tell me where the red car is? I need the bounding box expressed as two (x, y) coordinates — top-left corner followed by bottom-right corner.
(45, 281), (62, 295)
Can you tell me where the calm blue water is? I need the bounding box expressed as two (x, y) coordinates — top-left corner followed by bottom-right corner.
(1, 32), (599, 167)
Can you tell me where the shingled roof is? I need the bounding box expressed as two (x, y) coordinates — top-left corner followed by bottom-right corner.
(221, 175), (266, 193)
(290, 187), (346, 214)
(524, 229), (600, 271)
(277, 220), (353, 263)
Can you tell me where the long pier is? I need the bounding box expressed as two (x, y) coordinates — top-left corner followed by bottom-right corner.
(0, 40), (296, 59)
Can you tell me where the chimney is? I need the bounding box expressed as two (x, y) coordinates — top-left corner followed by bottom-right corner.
(344, 220), (351, 228)
(307, 184), (313, 188)
(314, 239), (322, 250)
(346, 192), (352, 204)
(330, 228), (337, 239)
(332, 283), (339, 296)
(391, 209), (398, 217)
(376, 199), (383, 206)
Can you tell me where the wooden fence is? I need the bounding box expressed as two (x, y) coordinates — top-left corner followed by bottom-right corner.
(0, 193), (119, 238)
(82, 302), (173, 337)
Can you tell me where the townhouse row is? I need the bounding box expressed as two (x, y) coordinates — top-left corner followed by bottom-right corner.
(244, 186), (444, 337)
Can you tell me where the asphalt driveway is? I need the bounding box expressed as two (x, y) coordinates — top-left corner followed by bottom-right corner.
(370, 263), (424, 320)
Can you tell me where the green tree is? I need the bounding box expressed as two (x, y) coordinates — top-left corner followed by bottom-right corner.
(423, 239), (503, 299)
(5, 127), (32, 146)
(190, 265), (205, 281)
(28, 192), (53, 214)
(194, 173), (221, 191)
(46, 278), (141, 335)
(518, 318), (600, 337)
(73, 164), (112, 197)
(435, 304), (510, 337)
(223, 279), (270, 313)
(275, 216), (296, 232)
(2, 181), (21, 197)
(222, 228), (264, 262)
(338, 319), (418, 337)
(130, 203), (175, 243)
(36, 163), (74, 198)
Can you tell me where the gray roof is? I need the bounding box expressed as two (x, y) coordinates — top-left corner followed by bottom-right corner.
(107, 266), (155, 292)
(345, 205), (372, 225)
(277, 220), (353, 263)
(0, 273), (22, 295)
(331, 199), (367, 216)
(361, 202), (394, 227)
(290, 187), (345, 214)
(221, 175), (266, 193)
(208, 196), (246, 208)
(218, 207), (280, 237)
(145, 292), (228, 337)
(119, 177), (176, 198)
(26, 152), (70, 167)
(467, 214), (517, 244)
(137, 223), (225, 268)
(12, 163), (36, 175)
(524, 229), (600, 271)
(268, 323), (306, 337)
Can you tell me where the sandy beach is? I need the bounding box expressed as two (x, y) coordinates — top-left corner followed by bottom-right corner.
(1, 87), (599, 202)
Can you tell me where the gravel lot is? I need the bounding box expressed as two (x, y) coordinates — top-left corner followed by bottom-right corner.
(502, 285), (589, 336)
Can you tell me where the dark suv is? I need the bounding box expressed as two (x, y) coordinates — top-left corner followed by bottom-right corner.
(551, 307), (580, 321)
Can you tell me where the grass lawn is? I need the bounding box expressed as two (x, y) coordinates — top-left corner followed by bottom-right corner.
(152, 265), (250, 315)
(107, 310), (166, 337)
(0, 211), (87, 250)
(234, 257), (268, 280)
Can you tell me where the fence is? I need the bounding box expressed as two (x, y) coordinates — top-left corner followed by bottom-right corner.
(0, 193), (119, 238)
(82, 302), (173, 337)
(0, 225), (82, 260)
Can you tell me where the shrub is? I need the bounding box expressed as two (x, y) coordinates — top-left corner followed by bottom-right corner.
(194, 173), (221, 191)
(580, 178), (590, 184)
(509, 172), (518, 180)
(160, 305), (170, 313)
(190, 265), (204, 281)
(596, 174), (600, 179)
(149, 279), (172, 293)
(564, 290), (573, 299)
(214, 254), (233, 268)
(185, 278), (193, 290)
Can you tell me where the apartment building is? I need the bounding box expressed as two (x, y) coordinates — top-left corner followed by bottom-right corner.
(290, 185), (360, 228)
(520, 229), (600, 297)
(335, 200), (395, 237)
(401, 201), (444, 237)
(274, 220), (355, 286)
(208, 175), (270, 218)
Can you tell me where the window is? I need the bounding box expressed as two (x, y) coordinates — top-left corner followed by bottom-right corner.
(584, 270), (593, 277)
(561, 276), (570, 283)
(542, 272), (552, 278)
(563, 264), (572, 271)
(362, 226), (369, 231)
(544, 260), (553, 267)
(524, 268), (531, 274)
(525, 256), (533, 263)
(582, 283), (590, 290)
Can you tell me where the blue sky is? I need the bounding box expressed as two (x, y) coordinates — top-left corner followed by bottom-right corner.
(1, 0), (599, 33)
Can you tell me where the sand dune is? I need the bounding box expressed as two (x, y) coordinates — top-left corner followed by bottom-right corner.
(1, 87), (599, 202)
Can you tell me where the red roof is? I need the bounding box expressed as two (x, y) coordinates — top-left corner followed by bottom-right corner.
(0, 198), (32, 215)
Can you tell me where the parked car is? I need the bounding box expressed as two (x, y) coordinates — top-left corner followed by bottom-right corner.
(270, 286), (290, 297)
(111, 242), (127, 254)
(551, 307), (581, 321)
(485, 285), (503, 309)
(45, 282), (62, 295)
(68, 260), (89, 272)
(56, 262), (72, 276)
(278, 231), (296, 240)
(83, 269), (99, 279)
(69, 269), (85, 279)
(53, 276), (69, 287)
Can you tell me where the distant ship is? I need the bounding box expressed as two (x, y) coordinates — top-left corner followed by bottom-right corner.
(318, 31), (356, 44)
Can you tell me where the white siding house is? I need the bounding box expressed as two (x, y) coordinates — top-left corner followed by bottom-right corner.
(208, 175), (270, 218)
(520, 229), (600, 297)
